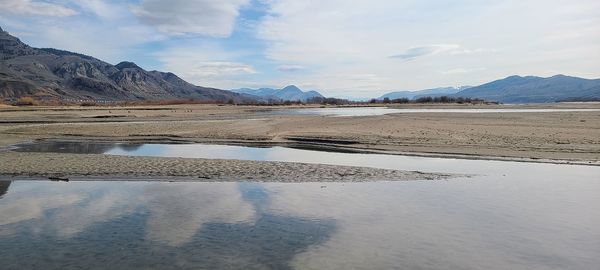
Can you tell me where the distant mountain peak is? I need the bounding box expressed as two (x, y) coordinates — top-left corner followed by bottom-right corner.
(0, 27), (41, 59)
(231, 85), (324, 102)
(115, 61), (142, 70)
(281, 85), (301, 91)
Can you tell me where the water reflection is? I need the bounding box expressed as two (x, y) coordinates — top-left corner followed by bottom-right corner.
(15, 141), (112, 154)
(5, 141), (600, 269)
(0, 182), (134, 238)
(0, 181), (336, 270)
(15, 141), (600, 176)
(142, 183), (256, 246)
(1, 179), (598, 269)
(266, 178), (600, 270)
(14, 141), (145, 154)
(0, 181), (10, 198)
(117, 144), (144, 152)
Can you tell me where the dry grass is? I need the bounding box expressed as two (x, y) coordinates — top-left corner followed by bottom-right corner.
(79, 101), (99, 106)
(15, 97), (39, 106)
(116, 99), (221, 106)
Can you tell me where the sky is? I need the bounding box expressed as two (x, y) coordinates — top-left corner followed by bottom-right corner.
(0, 0), (599, 98)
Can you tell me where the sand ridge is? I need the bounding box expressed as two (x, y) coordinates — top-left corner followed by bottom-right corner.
(0, 152), (454, 182)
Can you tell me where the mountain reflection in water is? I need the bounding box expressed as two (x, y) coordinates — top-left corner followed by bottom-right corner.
(14, 141), (143, 154)
(0, 181), (10, 198)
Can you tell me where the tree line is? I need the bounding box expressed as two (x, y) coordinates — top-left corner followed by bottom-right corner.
(372, 96), (495, 104)
(6, 95), (496, 107)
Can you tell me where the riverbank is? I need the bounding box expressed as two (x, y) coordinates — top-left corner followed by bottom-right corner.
(0, 152), (452, 182)
(2, 103), (599, 162)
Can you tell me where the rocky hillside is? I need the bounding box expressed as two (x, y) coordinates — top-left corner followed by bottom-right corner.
(0, 27), (252, 103)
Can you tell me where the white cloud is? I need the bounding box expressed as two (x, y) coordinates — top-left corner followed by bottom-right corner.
(31, 24), (165, 64)
(441, 67), (486, 75)
(389, 44), (461, 61)
(277, 65), (304, 72)
(155, 44), (257, 88)
(131, 0), (250, 37)
(180, 61), (257, 77)
(0, 0), (167, 64)
(388, 45), (495, 61)
(0, 0), (77, 17)
(73, 0), (123, 19)
(2, 0), (599, 96)
(256, 0), (600, 96)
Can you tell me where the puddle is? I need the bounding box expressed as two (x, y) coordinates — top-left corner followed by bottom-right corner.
(1, 178), (599, 270)
(13, 141), (600, 177)
(271, 107), (600, 117)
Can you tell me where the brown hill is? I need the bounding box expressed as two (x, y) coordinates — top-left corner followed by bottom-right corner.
(0, 27), (253, 103)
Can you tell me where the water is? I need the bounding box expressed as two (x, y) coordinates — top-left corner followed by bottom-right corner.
(1, 177), (599, 270)
(274, 107), (600, 117)
(5, 141), (600, 269)
(14, 141), (600, 176)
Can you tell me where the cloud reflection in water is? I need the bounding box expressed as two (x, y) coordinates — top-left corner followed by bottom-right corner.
(0, 181), (337, 270)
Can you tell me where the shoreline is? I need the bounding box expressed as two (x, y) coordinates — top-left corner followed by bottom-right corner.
(0, 152), (456, 182)
(7, 137), (600, 167)
(1, 103), (599, 172)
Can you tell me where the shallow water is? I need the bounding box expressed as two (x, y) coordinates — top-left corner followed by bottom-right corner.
(1, 177), (599, 270)
(273, 107), (600, 117)
(6, 141), (600, 269)
(14, 141), (600, 177)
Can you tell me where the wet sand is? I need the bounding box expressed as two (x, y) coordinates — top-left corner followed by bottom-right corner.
(0, 103), (599, 180)
(0, 152), (452, 182)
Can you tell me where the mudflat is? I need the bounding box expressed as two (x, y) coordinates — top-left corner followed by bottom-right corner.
(0, 103), (599, 181)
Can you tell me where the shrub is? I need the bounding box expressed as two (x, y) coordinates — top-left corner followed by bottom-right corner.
(391, 98), (410, 104)
(15, 97), (39, 106)
(80, 101), (98, 106)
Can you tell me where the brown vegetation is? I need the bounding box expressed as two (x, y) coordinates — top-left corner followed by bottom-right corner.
(79, 101), (99, 106)
(15, 97), (39, 106)
(116, 99), (221, 106)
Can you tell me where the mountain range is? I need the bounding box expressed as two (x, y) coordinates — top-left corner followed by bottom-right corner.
(1, 26), (599, 104)
(379, 86), (471, 100)
(379, 75), (600, 103)
(452, 75), (600, 103)
(0, 26), (250, 103)
(231, 85), (324, 102)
